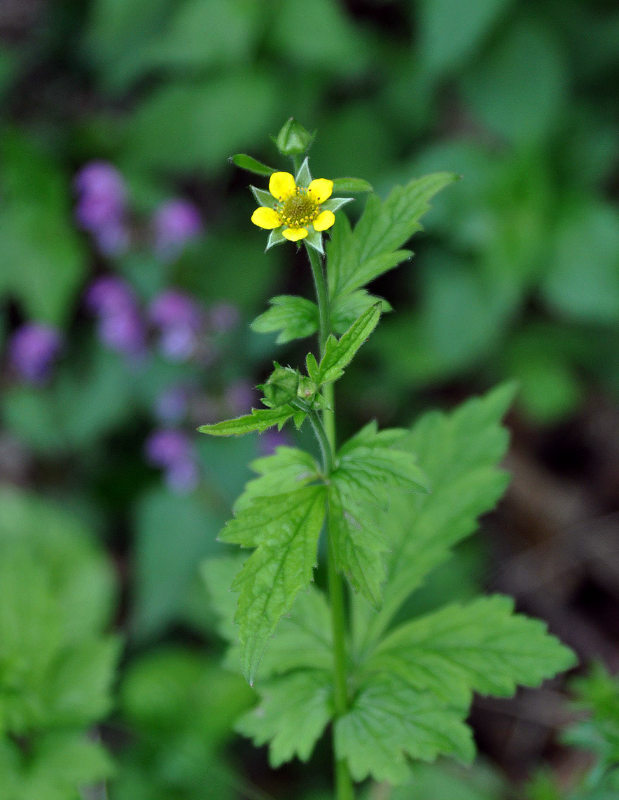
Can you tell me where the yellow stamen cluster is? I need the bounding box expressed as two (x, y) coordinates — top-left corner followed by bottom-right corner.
(279, 189), (319, 228)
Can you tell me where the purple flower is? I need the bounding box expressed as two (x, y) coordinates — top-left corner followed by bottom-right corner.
(259, 428), (293, 456)
(85, 276), (146, 357)
(152, 199), (202, 260)
(144, 429), (199, 494)
(154, 385), (189, 424)
(225, 379), (257, 416)
(208, 302), (240, 333)
(8, 323), (62, 384)
(74, 161), (129, 255)
(149, 290), (203, 362)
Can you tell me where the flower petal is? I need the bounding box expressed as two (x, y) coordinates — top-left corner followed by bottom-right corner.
(269, 172), (297, 201)
(307, 178), (333, 204)
(282, 227), (308, 242)
(313, 210), (335, 232)
(251, 207), (281, 229)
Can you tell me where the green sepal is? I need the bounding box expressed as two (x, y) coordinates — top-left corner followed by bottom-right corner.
(304, 226), (325, 255)
(294, 157), (312, 188)
(332, 177), (373, 194)
(197, 405), (298, 437)
(251, 295), (319, 344)
(315, 303), (381, 385)
(231, 154), (276, 176)
(266, 228), (287, 250)
(251, 185), (275, 207)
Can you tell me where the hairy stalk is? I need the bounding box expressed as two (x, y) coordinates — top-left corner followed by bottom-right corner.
(305, 242), (354, 800)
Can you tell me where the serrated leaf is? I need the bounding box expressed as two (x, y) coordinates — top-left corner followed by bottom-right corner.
(367, 595), (576, 706)
(331, 288), (391, 334)
(251, 295), (319, 343)
(219, 485), (327, 683)
(329, 425), (428, 605)
(353, 384), (516, 651)
(198, 405), (298, 437)
(329, 483), (387, 606)
(327, 173), (457, 300)
(236, 670), (332, 766)
(203, 555), (333, 679)
(332, 177), (373, 193)
(231, 153), (276, 176)
(235, 446), (321, 510)
(335, 675), (474, 784)
(315, 303), (381, 385)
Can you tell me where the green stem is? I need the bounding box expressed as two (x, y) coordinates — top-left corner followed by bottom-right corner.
(304, 243), (354, 800)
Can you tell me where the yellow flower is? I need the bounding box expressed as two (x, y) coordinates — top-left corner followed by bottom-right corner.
(250, 159), (351, 253)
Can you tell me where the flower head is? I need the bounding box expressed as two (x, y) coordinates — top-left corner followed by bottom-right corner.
(85, 276), (146, 357)
(74, 161), (129, 256)
(8, 323), (62, 384)
(152, 199), (203, 261)
(250, 159), (351, 253)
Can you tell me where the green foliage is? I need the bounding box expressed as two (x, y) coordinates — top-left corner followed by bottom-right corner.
(0, 132), (86, 326)
(198, 404), (301, 437)
(205, 385), (575, 782)
(112, 648), (253, 800)
(251, 295), (319, 343)
(311, 303), (382, 385)
(219, 484), (327, 683)
(527, 665), (619, 800)
(0, 487), (118, 797)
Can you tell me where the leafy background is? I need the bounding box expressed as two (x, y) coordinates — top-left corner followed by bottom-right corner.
(0, 0), (618, 797)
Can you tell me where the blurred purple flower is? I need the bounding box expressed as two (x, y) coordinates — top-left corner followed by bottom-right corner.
(152, 199), (202, 260)
(74, 161), (129, 255)
(144, 428), (199, 494)
(154, 385), (189, 424)
(259, 428), (292, 456)
(208, 302), (240, 333)
(225, 379), (257, 415)
(85, 275), (146, 357)
(149, 290), (203, 362)
(8, 323), (62, 384)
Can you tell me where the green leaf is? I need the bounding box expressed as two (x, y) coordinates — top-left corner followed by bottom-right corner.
(353, 384), (515, 651)
(236, 671), (332, 766)
(235, 446), (320, 511)
(329, 483), (387, 606)
(0, 132), (86, 325)
(251, 295), (319, 343)
(460, 19), (566, 145)
(231, 153), (276, 176)
(329, 424), (428, 605)
(132, 487), (223, 639)
(220, 486), (327, 683)
(368, 595), (576, 706)
(332, 177), (373, 193)
(335, 675), (474, 784)
(315, 303), (381, 385)
(328, 173), (457, 300)
(203, 556), (333, 680)
(331, 289), (391, 334)
(198, 405), (298, 436)
(418, 0), (512, 77)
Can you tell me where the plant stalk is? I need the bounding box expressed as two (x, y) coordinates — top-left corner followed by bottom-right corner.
(305, 242), (354, 800)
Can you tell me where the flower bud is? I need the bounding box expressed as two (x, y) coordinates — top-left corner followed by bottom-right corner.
(274, 118), (314, 157)
(261, 364), (299, 408)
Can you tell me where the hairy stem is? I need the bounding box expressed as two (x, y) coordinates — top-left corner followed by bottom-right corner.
(305, 242), (354, 800)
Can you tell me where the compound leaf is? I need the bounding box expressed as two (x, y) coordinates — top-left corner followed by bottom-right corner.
(236, 670), (332, 766)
